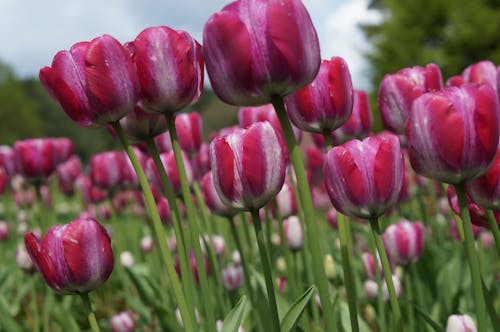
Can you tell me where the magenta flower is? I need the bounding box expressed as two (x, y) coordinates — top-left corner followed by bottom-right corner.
(192, 143), (211, 180)
(462, 60), (498, 93)
(272, 178), (297, 219)
(146, 150), (193, 196)
(378, 63), (443, 134)
(324, 133), (404, 219)
(39, 35), (139, 127)
(203, 0), (320, 106)
(110, 311), (137, 332)
(466, 147), (500, 210)
(131, 26), (203, 113)
(285, 56), (353, 133)
(14, 138), (60, 180)
(175, 112), (203, 153)
(382, 219), (425, 265)
(118, 105), (167, 143)
(210, 121), (286, 210)
(90, 150), (143, 191)
(406, 84), (500, 184)
(221, 264), (244, 291)
(202, 172), (238, 218)
(57, 155), (82, 195)
(24, 217), (114, 294)
(0, 146), (16, 177)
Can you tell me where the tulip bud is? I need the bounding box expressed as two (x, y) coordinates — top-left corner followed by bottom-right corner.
(203, 0), (320, 106)
(110, 311), (137, 332)
(364, 274), (402, 301)
(406, 84), (499, 184)
(146, 150), (193, 196)
(40, 35), (140, 127)
(140, 235), (154, 253)
(14, 138), (60, 180)
(285, 56), (353, 133)
(24, 217), (114, 294)
(131, 26), (203, 113)
(0, 221), (9, 240)
(324, 254), (336, 280)
(324, 132), (404, 219)
(175, 112), (203, 153)
(273, 179), (297, 219)
(378, 64), (442, 134)
(326, 208), (338, 229)
(222, 264), (244, 291)
(192, 143), (211, 180)
(120, 251), (135, 268)
(445, 314), (477, 332)
(210, 122), (286, 211)
(232, 250), (241, 266)
(0, 145), (16, 176)
(361, 252), (382, 280)
(462, 60), (498, 93)
(154, 132), (172, 153)
(283, 216), (303, 251)
(382, 219), (425, 265)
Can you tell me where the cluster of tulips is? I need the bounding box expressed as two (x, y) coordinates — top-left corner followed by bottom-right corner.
(0, 0), (499, 331)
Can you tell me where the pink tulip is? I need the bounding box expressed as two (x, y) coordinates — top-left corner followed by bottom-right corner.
(406, 84), (499, 184)
(175, 112), (203, 153)
(90, 151), (139, 191)
(140, 236), (154, 253)
(24, 217), (114, 294)
(445, 314), (477, 332)
(0, 145), (16, 176)
(14, 138), (63, 180)
(192, 143), (211, 180)
(0, 221), (9, 240)
(57, 155), (82, 195)
(324, 133), (404, 219)
(382, 219), (425, 265)
(117, 105), (167, 143)
(332, 89), (373, 145)
(222, 264), (244, 291)
(131, 26), (203, 113)
(364, 274), (402, 301)
(146, 150), (193, 196)
(16, 244), (34, 272)
(202, 172), (238, 218)
(203, 0), (320, 106)
(110, 311), (137, 332)
(361, 252), (382, 280)
(466, 147), (500, 210)
(461, 60), (498, 94)
(378, 63), (443, 134)
(154, 132), (172, 153)
(40, 35), (139, 127)
(273, 178), (297, 219)
(210, 121), (286, 210)
(447, 185), (500, 228)
(283, 216), (303, 251)
(285, 56), (353, 133)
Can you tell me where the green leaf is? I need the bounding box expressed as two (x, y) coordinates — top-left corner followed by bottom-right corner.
(280, 286), (315, 332)
(410, 301), (443, 332)
(482, 278), (500, 331)
(219, 296), (247, 332)
(339, 301), (372, 332)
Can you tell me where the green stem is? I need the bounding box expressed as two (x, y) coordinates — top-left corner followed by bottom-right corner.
(486, 210), (500, 258)
(272, 96), (335, 331)
(80, 293), (100, 332)
(111, 122), (195, 332)
(251, 209), (281, 332)
(338, 212), (360, 332)
(145, 137), (196, 322)
(165, 112), (216, 332)
(455, 183), (487, 332)
(369, 217), (402, 324)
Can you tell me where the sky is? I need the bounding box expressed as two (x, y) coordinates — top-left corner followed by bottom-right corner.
(0, 0), (381, 89)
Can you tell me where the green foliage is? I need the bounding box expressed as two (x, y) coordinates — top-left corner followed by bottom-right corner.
(362, 0), (500, 129)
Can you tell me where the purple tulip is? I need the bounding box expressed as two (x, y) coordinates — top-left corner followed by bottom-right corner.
(146, 150), (193, 196)
(40, 35), (139, 127)
(14, 138), (60, 180)
(24, 217), (114, 294)
(285, 56), (353, 133)
(324, 133), (404, 219)
(210, 121), (286, 210)
(382, 219), (425, 265)
(118, 105), (167, 143)
(406, 84), (500, 184)
(175, 112), (203, 153)
(131, 26), (203, 113)
(202, 172), (238, 218)
(0, 146), (16, 177)
(466, 147), (500, 210)
(203, 0), (320, 106)
(378, 64), (443, 134)
(222, 264), (244, 291)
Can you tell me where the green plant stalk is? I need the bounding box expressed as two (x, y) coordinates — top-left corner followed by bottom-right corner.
(455, 183), (487, 332)
(250, 209), (281, 332)
(337, 212), (360, 332)
(486, 209), (500, 258)
(111, 122), (195, 332)
(165, 112), (216, 332)
(80, 293), (100, 332)
(369, 217), (402, 324)
(145, 137), (197, 322)
(272, 96), (335, 331)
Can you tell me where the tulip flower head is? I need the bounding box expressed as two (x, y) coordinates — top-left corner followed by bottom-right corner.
(445, 314), (477, 332)
(210, 121), (286, 210)
(203, 0), (321, 106)
(24, 218), (114, 294)
(324, 132), (405, 219)
(406, 84), (499, 184)
(382, 219), (425, 265)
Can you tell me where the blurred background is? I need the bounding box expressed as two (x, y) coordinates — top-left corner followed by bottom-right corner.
(1, 0), (499, 160)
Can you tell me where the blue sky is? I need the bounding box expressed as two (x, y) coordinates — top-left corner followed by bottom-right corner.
(0, 0), (380, 89)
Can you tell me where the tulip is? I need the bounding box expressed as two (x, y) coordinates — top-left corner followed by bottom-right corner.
(406, 84), (499, 184)
(120, 251), (135, 268)
(273, 178), (297, 219)
(146, 150), (193, 196)
(75, 174), (107, 205)
(192, 143), (211, 180)
(221, 264), (244, 291)
(285, 56), (353, 133)
(210, 121), (286, 210)
(378, 63), (443, 134)
(130, 26), (203, 113)
(39, 35), (139, 127)
(364, 274), (402, 301)
(90, 151), (134, 191)
(110, 311), (137, 332)
(203, 0), (320, 106)
(154, 132), (172, 153)
(52, 138), (75, 164)
(326, 208), (338, 229)
(332, 89), (373, 145)
(140, 235), (154, 253)
(24, 217), (114, 294)
(57, 155), (82, 195)
(175, 112), (203, 153)
(445, 314), (477, 332)
(0, 221), (9, 240)
(0, 145), (16, 176)
(466, 147), (500, 210)
(14, 138), (59, 180)
(283, 216), (303, 251)
(117, 105), (167, 143)
(461, 60), (498, 93)
(382, 219), (425, 265)
(174, 251), (210, 284)
(450, 218), (482, 241)
(0, 168), (7, 195)
(447, 185), (500, 228)
(202, 172), (238, 218)
(324, 132), (404, 219)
